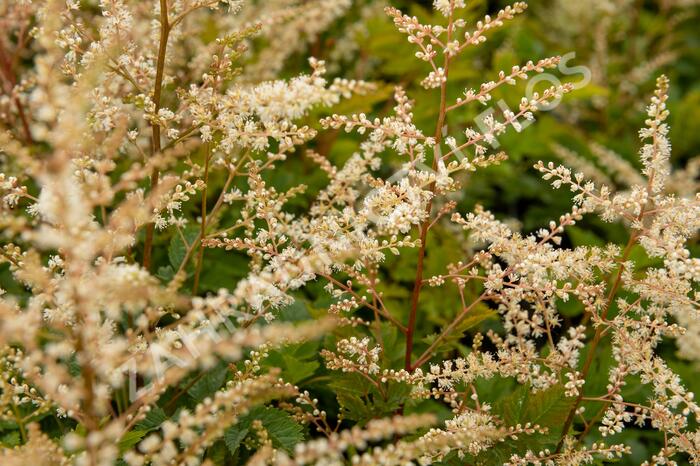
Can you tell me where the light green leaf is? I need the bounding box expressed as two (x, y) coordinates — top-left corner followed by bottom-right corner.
(118, 430), (147, 453)
(168, 226), (200, 269)
(0, 430), (20, 447)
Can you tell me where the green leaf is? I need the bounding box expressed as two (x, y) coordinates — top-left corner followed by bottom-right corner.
(67, 355), (82, 377)
(477, 383), (576, 463)
(277, 299), (311, 322)
(135, 407), (167, 431)
(336, 392), (375, 424)
(263, 340), (320, 384)
(187, 364), (228, 403)
(196, 249), (249, 292)
(281, 356), (319, 385)
(117, 406), (168, 455)
(0, 419), (18, 431)
(453, 304), (497, 334)
(422, 303), (497, 348)
(254, 407), (304, 452)
(557, 296), (585, 318)
(119, 406), (168, 453)
(568, 225), (605, 247)
(670, 89), (700, 155)
(328, 372), (371, 397)
(376, 382), (412, 413)
(0, 430), (20, 447)
(329, 373), (404, 423)
(206, 439), (230, 466)
(498, 383), (573, 430)
(224, 407), (303, 455)
(325, 84), (394, 116)
(223, 424), (249, 456)
(168, 226), (200, 269)
(118, 430), (147, 453)
(156, 265), (175, 282)
(628, 245), (663, 271)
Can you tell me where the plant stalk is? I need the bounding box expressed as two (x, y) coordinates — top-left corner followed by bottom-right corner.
(192, 143), (210, 295)
(404, 8), (454, 372)
(143, 0), (170, 270)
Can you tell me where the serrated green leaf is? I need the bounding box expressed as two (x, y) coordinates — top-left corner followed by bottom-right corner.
(254, 407), (304, 452)
(224, 407), (303, 455)
(280, 355), (319, 384)
(115, 380), (218, 453)
(118, 430), (147, 453)
(376, 382), (412, 413)
(135, 406), (167, 431)
(187, 364), (228, 403)
(328, 372), (371, 397)
(336, 392), (374, 423)
(223, 424), (249, 456)
(263, 340), (320, 384)
(474, 383), (577, 463)
(499, 383), (574, 429)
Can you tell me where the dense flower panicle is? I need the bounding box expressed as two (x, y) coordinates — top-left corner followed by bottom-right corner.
(0, 0), (698, 465)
